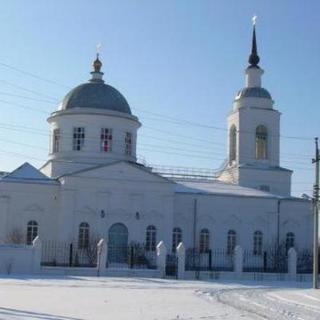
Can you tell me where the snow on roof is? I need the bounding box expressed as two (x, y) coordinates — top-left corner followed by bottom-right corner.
(174, 179), (279, 198)
(0, 162), (58, 184)
(0, 171), (9, 177)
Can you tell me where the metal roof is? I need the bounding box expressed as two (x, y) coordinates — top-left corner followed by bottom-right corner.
(235, 87), (272, 100)
(59, 82), (131, 114)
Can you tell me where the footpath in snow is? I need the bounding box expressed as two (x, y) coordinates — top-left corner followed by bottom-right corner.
(0, 276), (320, 320)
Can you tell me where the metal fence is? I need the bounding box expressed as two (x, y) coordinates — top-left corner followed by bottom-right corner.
(166, 254), (178, 277)
(296, 250), (320, 274)
(243, 248), (288, 273)
(107, 244), (157, 269)
(184, 247), (309, 273)
(41, 240), (97, 267)
(185, 248), (233, 272)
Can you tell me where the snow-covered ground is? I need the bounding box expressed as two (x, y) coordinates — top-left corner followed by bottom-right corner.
(0, 276), (320, 319)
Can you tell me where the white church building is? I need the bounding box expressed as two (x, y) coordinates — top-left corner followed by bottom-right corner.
(0, 25), (313, 269)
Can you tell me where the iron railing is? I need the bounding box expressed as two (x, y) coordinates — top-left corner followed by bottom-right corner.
(166, 253), (178, 277)
(107, 244), (157, 269)
(297, 250), (319, 274)
(185, 248), (233, 272)
(41, 240), (97, 267)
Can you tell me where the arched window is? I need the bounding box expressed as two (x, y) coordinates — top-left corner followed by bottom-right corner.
(256, 125), (268, 159)
(227, 230), (236, 255)
(146, 225), (157, 251)
(78, 222), (90, 249)
(253, 231), (263, 255)
(172, 227), (182, 253)
(199, 228), (210, 253)
(229, 125), (237, 163)
(286, 232), (295, 252)
(27, 220), (38, 245)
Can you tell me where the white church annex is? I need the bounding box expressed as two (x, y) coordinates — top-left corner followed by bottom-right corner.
(0, 25), (313, 271)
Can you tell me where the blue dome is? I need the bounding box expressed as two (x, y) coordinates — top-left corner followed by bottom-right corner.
(235, 87), (272, 100)
(60, 82), (131, 114)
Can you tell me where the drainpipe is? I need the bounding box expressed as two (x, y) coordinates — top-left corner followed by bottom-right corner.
(193, 198), (198, 250)
(277, 199), (281, 249)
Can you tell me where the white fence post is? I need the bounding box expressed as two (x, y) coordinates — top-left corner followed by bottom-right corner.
(234, 245), (243, 274)
(156, 241), (167, 278)
(176, 242), (185, 280)
(97, 239), (107, 276)
(288, 247), (297, 278)
(32, 236), (42, 274)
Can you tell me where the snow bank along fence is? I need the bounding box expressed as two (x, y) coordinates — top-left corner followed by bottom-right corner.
(0, 238), (319, 281)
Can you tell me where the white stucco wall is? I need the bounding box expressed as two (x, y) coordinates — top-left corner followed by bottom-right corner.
(0, 244), (37, 274)
(54, 162), (175, 247)
(0, 181), (59, 243)
(173, 193), (312, 252)
(43, 108), (141, 177)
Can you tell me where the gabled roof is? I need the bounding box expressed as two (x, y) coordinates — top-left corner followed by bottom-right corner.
(1, 162), (58, 184)
(58, 160), (174, 184)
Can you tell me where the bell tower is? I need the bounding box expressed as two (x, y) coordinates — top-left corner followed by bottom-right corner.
(218, 19), (292, 196)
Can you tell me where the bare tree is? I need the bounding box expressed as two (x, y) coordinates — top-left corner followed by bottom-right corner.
(85, 236), (100, 266)
(75, 235), (100, 267)
(264, 240), (289, 272)
(5, 228), (25, 244)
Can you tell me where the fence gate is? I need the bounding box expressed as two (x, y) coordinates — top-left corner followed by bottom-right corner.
(165, 254), (178, 277)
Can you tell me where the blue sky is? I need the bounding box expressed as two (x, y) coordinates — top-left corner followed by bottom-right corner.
(0, 0), (319, 196)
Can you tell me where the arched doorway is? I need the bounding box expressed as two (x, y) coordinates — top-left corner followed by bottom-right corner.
(108, 223), (128, 265)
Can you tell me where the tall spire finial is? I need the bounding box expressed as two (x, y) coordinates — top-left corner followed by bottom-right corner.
(248, 16), (260, 68)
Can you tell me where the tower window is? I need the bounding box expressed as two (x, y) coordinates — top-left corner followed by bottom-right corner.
(52, 129), (60, 153)
(125, 132), (132, 155)
(73, 127), (85, 151)
(259, 185), (270, 192)
(100, 128), (113, 152)
(256, 125), (268, 159)
(229, 125), (237, 163)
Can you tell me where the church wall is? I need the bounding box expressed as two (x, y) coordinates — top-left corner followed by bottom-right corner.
(173, 193), (312, 252)
(0, 182), (59, 243)
(57, 165), (175, 247)
(238, 167), (292, 196)
(279, 199), (313, 250)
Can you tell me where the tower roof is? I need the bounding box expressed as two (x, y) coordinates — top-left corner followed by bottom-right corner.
(235, 87), (271, 100)
(248, 23), (260, 68)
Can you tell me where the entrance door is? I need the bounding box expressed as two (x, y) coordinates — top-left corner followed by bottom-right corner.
(108, 223), (129, 265)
